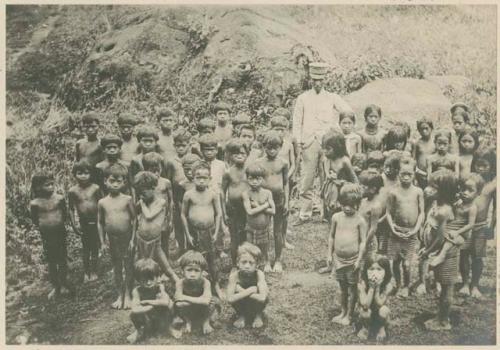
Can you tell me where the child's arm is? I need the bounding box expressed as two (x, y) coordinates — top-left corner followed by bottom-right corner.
(282, 162), (289, 213)
(226, 270), (257, 303)
(288, 145), (296, 179)
(140, 284), (174, 310)
(176, 278), (212, 306)
(454, 155), (460, 179)
(265, 190), (276, 215)
(358, 279), (374, 309)
(212, 190), (223, 242)
(374, 284), (388, 307)
(221, 172), (230, 221)
(97, 201), (107, 253)
(365, 208), (379, 259)
(139, 199), (165, 220)
(385, 191), (397, 235)
(355, 134), (362, 155)
(410, 188), (425, 235)
(67, 191), (81, 236)
(127, 197), (137, 251)
(342, 157), (358, 184)
(355, 217), (368, 270)
(242, 191), (269, 216)
(426, 156), (433, 182)
(451, 204), (477, 238)
(165, 181), (174, 234)
(327, 216), (337, 265)
(130, 287), (153, 313)
(180, 193), (194, 246)
(249, 270), (269, 303)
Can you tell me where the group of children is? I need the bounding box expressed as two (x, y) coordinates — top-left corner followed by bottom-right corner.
(28, 99), (496, 342)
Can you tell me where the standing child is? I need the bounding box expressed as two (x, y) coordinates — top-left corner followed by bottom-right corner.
(366, 151), (385, 175)
(98, 164), (136, 309)
(127, 258), (178, 344)
(68, 160), (102, 282)
(173, 127), (193, 159)
(413, 117), (434, 189)
(213, 102), (233, 160)
(449, 109), (470, 155)
(130, 126), (161, 179)
(227, 242), (269, 329)
(328, 184), (367, 326)
(426, 129), (459, 181)
(242, 163), (276, 272)
(338, 111), (362, 158)
(117, 113), (140, 166)
(157, 107), (177, 161)
(257, 131), (289, 273)
(359, 105), (386, 153)
(96, 134), (133, 196)
(385, 158), (424, 297)
(75, 112), (103, 168)
(458, 126), (479, 181)
(382, 124), (410, 158)
(30, 172), (73, 299)
(232, 112), (252, 137)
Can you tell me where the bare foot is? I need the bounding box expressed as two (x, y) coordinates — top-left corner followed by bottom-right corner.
(273, 261), (283, 273)
(339, 315), (351, 326)
(252, 314), (264, 328)
(318, 265), (332, 274)
(48, 288), (58, 300)
(376, 326), (387, 341)
(397, 287), (409, 298)
(127, 330), (143, 344)
(123, 294), (133, 309)
(169, 326), (182, 339)
(415, 283), (427, 295)
(357, 327), (369, 340)
(111, 295), (123, 309)
(264, 263), (272, 273)
(285, 241), (295, 250)
(184, 321), (192, 334)
(458, 284), (471, 296)
(471, 287), (483, 299)
(90, 273), (99, 281)
(331, 313), (346, 324)
(233, 316), (246, 329)
(202, 320), (214, 334)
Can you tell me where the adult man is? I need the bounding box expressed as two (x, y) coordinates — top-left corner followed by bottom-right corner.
(292, 62), (353, 224)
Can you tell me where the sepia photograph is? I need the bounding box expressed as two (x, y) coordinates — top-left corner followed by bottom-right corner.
(4, 2), (497, 346)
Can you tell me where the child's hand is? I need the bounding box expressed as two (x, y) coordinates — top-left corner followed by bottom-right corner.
(248, 286), (258, 294)
(283, 200), (289, 215)
(186, 233), (194, 247)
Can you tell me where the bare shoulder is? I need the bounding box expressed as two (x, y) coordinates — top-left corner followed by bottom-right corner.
(331, 211), (343, 222)
(262, 188), (273, 198)
(256, 269), (267, 282)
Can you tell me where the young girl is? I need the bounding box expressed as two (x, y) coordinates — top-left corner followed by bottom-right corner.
(357, 254), (392, 341)
(359, 104), (385, 153)
(457, 127), (479, 181)
(413, 117), (435, 189)
(418, 170), (459, 330)
(426, 129), (459, 182)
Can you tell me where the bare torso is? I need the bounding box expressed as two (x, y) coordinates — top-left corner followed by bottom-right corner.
(76, 139), (103, 167)
(31, 194), (66, 231)
(415, 138), (434, 171)
(187, 189), (216, 228)
(246, 189), (272, 230)
(389, 186), (422, 228)
(69, 183), (100, 220)
(99, 194), (134, 237)
(333, 212), (363, 259)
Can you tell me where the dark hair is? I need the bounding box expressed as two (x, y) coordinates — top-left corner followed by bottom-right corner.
(246, 163), (266, 178)
(428, 169), (459, 205)
(471, 146), (496, 181)
(460, 172), (485, 195)
(192, 161), (211, 176)
(117, 113), (138, 126)
(82, 112), (100, 125)
(458, 127), (479, 155)
(451, 110), (470, 124)
(213, 101), (232, 114)
(383, 124), (407, 151)
(366, 151), (385, 169)
(351, 153), (367, 169)
(339, 110), (356, 124)
(359, 170), (384, 192)
(338, 183), (363, 207)
(361, 254), (392, 293)
(31, 172), (54, 198)
(272, 107), (291, 120)
(198, 133), (218, 148)
(239, 124), (256, 137)
(384, 152), (401, 172)
(182, 153), (201, 166)
(134, 171), (158, 192)
(142, 152), (164, 172)
(134, 258), (161, 282)
(233, 112), (252, 128)
(136, 125), (159, 142)
(433, 128), (452, 143)
(262, 130), (283, 147)
(104, 163), (128, 179)
(173, 127), (192, 144)
(270, 115), (289, 129)
(399, 156), (416, 170)
(101, 134), (123, 148)
(416, 117), (434, 133)
(364, 104), (381, 120)
(72, 159), (93, 176)
(322, 129), (347, 159)
(179, 250), (207, 270)
(225, 138), (248, 155)
(237, 242), (262, 262)
(197, 118), (216, 132)
(156, 107), (175, 122)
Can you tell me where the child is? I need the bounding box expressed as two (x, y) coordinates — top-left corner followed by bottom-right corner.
(96, 134), (133, 196)
(222, 139), (250, 265)
(242, 163), (276, 272)
(320, 130), (358, 223)
(450, 110), (470, 155)
(338, 110), (362, 157)
(227, 242), (269, 329)
(386, 158), (424, 297)
(173, 127), (192, 159)
(351, 153), (367, 178)
(328, 184), (367, 325)
(128, 258), (178, 343)
(426, 129), (459, 181)
(68, 160), (102, 282)
(366, 151), (385, 175)
(30, 172), (73, 299)
(213, 102), (233, 159)
(468, 146), (496, 298)
(117, 113), (140, 166)
(157, 107), (177, 160)
(232, 112), (252, 137)
(130, 126), (161, 179)
(357, 254), (392, 341)
(458, 126), (479, 181)
(141, 153), (174, 256)
(174, 250), (217, 335)
(133, 171), (179, 283)
(413, 117), (434, 189)
(97, 164), (136, 309)
(418, 170), (459, 330)
(181, 161), (223, 296)
(359, 104), (385, 153)
(198, 117), (216, 136)
(257, 131), (289, 273)
(75, 112), (103, 167)
(382, 124), (410, 157)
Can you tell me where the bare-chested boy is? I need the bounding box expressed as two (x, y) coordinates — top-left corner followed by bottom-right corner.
(157, 107), (177, 161)
(213, 102), (233, 160)
(413, 117), (435, 189)
(96, 134), (133, 196)
(98, 164), (136, 309)
(386, 159), (424, 297)
(75, 112), (103, 168)
(68, 160), (102, 282)
(117, 113), (140, 166)
(130, 126), (162, 179)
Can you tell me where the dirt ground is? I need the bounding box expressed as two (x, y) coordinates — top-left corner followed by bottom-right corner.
(6, 211), (496, 345)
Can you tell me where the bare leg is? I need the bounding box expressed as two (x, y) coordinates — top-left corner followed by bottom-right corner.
(258, 243), (272, 273)
(202, 315), (214, 334)
(332, 282), (348, 324)
(127, 311), (148, 343)
(398, 260), (410, 298)
(376, 305), (390, 341)
(252, 313), (264, 328)
(357, 308), (371, 340)
(342, 284), (357, 325)
(47, 261), (61, 300)
(273, 204), (284, 273)
(233, 315), (246, 328)
(470, 257), (484, 299)
(429, 243), (452, 267)
(111, 258), (124, 309)
(459, 250), (471, 296)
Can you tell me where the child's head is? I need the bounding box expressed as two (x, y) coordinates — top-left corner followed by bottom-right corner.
(458, 126), (479, 155)
(270, 115), (289, 139)
(398, 158), (416, 188)
(427, 169), (458, 205)
(364, 104), (382, 127)
(245, 163), (266, 189)
(156, 107), (176, 133)
(383, 152), (400, 180)
(31, 172), (55, 198)
(101, 134), (122, 159)
(198, 133), (218, 161)
(192, 161), (211, 189)
(134, 171), (158, 203)
(460, 173), (485, 203)
(272, 107), (291, 120)
(225, 138), (248, 166)
(366, 150), (385, 173)
(213, 102), (231, 126)
(433, 129), (452, 155)
(179, 250), (207, 280)
(173, 127), (192, 157)
(359, 170), (384, 199)
(338, 111), (356, 135)
(182, 154), (202, 181)
(451, 110), (469, 136)
(82, 112), (100, 138)
(383, 124), (407, 151)
(450, 102), (470, 116)
(416, 117), (434, 139)
(362, 254), (392, 292)
(237, 242), (262, 272)
(117, 113), (138, 139)
(322, 129), (347, 160)
(232, 112), (252, 136)
(338, 183), (363, 216)
(261, 130), (283, 159)
(471, 146), (496, 182)
(136, 125), (159, 153)
(104, 163), (128, 194)
(351, 153), (367, 176)
(134, 258), (161, 288)
(239, 124), (256, 147)
(142, 152), (164, 175)
(197, 118), (216, 135)
(72, 160), (93, 184)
